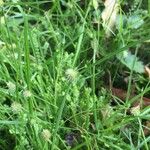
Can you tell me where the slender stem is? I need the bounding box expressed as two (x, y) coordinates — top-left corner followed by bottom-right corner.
(73, 2), (91, 67)
(73, 23), (85, 67)
(137, 118), (149, 150)
(125, 46), (139, 103)
(24, 13), (33, 116)
(148, 0), (150, 15)
(51, 87), (71, 150)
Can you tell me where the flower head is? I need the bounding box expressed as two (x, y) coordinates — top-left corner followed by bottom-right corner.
(41, 129), (51, 141)
(7, 81), (16, 92)
(0, 0), (4, 6)
(130, 105), (140, 116)
(11, 102), (22, 113)
(23, 90), (32, 98)
(65, 68), (78, 81)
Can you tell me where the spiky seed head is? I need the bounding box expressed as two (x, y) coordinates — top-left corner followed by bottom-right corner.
(11, 102), (22, 113)
(7, 81), (16, 92)
(23, 90), (32, 98)
(65, 68), (78, 80)
(41, 129), (51, 141)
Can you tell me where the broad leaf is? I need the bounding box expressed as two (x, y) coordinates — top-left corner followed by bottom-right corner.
(117, 51), (145, 73)
(128, 15), (144, 29)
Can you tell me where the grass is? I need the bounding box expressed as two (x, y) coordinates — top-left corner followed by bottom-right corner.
(0, 0), (150, 149)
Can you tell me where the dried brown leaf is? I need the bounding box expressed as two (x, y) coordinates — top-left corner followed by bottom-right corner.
(130, 105), (140, 116)
(102, 0), (119, 36)
(144, 121), (150, 135)
(145, 66), (150, 79)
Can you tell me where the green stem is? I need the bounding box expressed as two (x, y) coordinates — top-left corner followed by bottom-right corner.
(148, 0), (150, 15)
(73, 2), (91, 67)
(137, 118), (149, 150)
(51, 87), (71, 150)
(24, 13), (33, 116)
(126, 46), (139, 103)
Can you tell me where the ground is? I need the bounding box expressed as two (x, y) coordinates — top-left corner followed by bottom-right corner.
(0, 0), (150, 150)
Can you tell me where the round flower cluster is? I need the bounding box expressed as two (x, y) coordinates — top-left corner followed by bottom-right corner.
(65, 68), (78, 81)
(11, 102), (22, 113)
(41, 129), (51, 142)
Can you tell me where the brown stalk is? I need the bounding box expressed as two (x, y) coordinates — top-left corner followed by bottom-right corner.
(109, 87), (150, 135)
(110, 87), (150, 107)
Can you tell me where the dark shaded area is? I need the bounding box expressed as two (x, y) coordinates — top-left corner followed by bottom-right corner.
(0, 128), (16, 150)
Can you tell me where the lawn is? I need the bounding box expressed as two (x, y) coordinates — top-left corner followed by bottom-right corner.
(0, 0), (150, 149)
